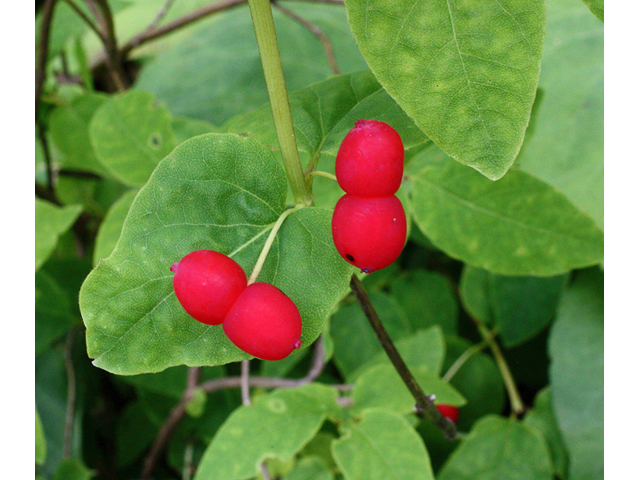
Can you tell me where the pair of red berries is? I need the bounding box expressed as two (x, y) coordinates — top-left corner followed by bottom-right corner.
(332, 120), (407, 273)
(171, 250), (302, 361)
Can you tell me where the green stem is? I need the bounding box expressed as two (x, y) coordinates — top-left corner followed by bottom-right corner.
(248, 0), (312, 206)
(477, 323), (525, 417)
(248, 205), (303, 284)
(306, 170), (337, 182)
(441, 336), (491, 383)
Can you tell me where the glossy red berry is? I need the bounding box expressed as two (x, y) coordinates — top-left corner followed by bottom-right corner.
(436, 404), (459, 424)
(223, 282), (302, 361)
(331, 194), (406, 273)
(171, 250), (247, 326)
(335, 120), (404, 198)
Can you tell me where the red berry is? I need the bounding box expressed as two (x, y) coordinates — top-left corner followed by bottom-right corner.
(171, 250), (247, 325)
(331, 194), (406, 273)
(436, 404), (459, 424)
(223, 282), (302, 361)
(335, 120), (404, 198)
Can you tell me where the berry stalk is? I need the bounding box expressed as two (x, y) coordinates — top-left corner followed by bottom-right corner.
(247, 0), (312, 206)
(350, 274), (458, 440)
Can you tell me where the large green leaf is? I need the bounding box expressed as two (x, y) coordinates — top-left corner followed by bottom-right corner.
(193, 384), (339, 480)
(35, 199), (82, 271)
(89, 90), (176, 186)
(80, 133), (351, 374)
(351, 363), (466, 416)
(136, 3), (367, 125)
(227, 70), (427, 210)
(390, 270), (458, 334)
(92, 189), (138, 266)
(438, 415), (553, 480)
(48, 93), (108, 175)
(517, 0), (603, 229)
(548, 268), (603, 480)
(408, 145), (604, 275)
(344, 0), (546, 180)
(332, 409), (435, 480)
(524, 387), (569, 479)
(459, 265), (568, 347)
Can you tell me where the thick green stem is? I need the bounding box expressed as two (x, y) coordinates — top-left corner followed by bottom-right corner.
(248, 0), (312, 206)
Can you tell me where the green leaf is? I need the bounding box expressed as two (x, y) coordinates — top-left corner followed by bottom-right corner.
(36, 350), (68, 477)
(226, 70), (427, 161)
(35, 269), (76, 355)
(344, 0), (546, 180)
(548, 268), (603, 480)
(283, 456), (334, 480)
(35, 199), (82, 272)
(517, 0), (603, 228)
(331, 292), (412, 380)
(172, 116), (218, 144)
(89, 89), (176, 186)
(459, 266), (493, 324)
(581, 0), (603, 21)
(115, 402), (157, 468)
(193, 384), (339, 480)
(524, 387), (569, 479)
(352, 327), (446, 382)
(80, 134), (351, 374)
(92, 189), (138, 266)
(459, 265), (568, 347)
(442, 336), (505, 431)
(185, 387), (208, 418)
(351, 364), (466, 416)
(53, 458), (95, 480)
(137, 3), (367, 125)
(438, 416), (553, 480)
(408, 145), (604, 275)
(332, 409), (435, 480)
(48, 93), (108, 176)
(36, 406), (46, 466)
(390, 270), (458, 334)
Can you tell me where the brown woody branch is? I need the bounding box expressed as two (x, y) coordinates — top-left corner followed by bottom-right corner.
(350, 274), (458, 440)
(141, 337), (327, 479)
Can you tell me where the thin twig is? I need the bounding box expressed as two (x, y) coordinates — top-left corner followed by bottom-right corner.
(63, 0), (106, 42)
(141, 367), (200, 479)
(36, 0), (59, 120)
(142, 339), (325, 479)
(350, 274), (457, 440)
(88, 0), (129, 90)
(476, 323), (526, 417)
(120, 0), (247, 57)
(36, 124), (56, 198)
(441, 336), (492, 383)
(63, 329), (77, 459)
(261, 462), (273, 480)
(127, 0), (178, 49)
(182, 442), (195, 480)
(241, 360), (251, 405)
(273, 2), (340, 74)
